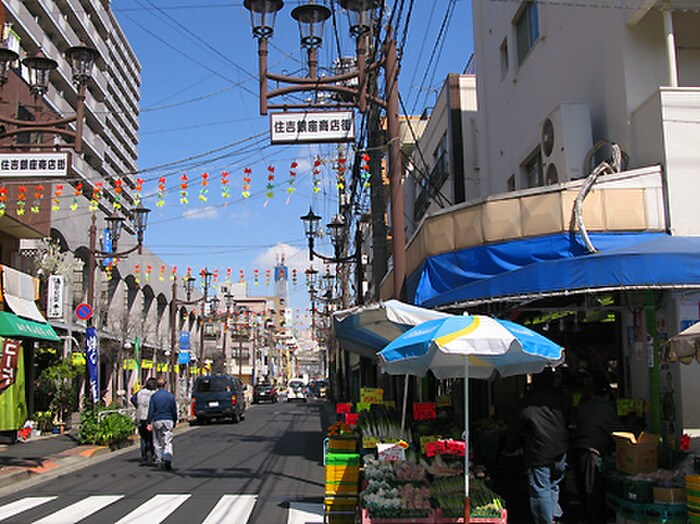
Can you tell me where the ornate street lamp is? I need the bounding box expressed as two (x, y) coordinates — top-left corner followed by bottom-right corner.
(340, 0), (381, 37)
(0, 43), (99, 152)
(301, 207), (356, 264)
(244, 0), (284, 39)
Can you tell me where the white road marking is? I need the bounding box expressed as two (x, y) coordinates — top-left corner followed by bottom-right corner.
(32, 495), (123, 524)
(202, 494), (258, 524)
(287, 502), (324, 524)
(0, 497), (56, 522)
(114, 494), (191, 524)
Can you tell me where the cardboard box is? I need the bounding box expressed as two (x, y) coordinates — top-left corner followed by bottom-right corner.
(613, 432), (659, 475)
(653, 486), (686, 503)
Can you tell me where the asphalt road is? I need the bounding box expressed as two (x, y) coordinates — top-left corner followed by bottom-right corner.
(0, 397), (332, 523)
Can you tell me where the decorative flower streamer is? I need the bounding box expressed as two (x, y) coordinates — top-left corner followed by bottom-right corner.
(157, 177), (166, 207)
(180, 174), (189, 204)
(254, 269), (259, 286)
(134, 264), (141, 284)
(89, 182), (102, 211)
(239, 269), (245, 283)
(17, 185), (26, 215)
(145, 265), (152, 282)
(265, 269), (271, 286)
(52, 184), (63, 212)
(264, 165), (275, 206)
(312, 157), (322, 193)
(361, 153), (371, 188)
(292, 268), (297, 286)
(336, 152), (347, 190)
(159, 265), (166, 281)
(135, 178), (144, 206)
(171, 266), (178, 281)
(0, 187), (7, 216)
(286, 161), (298, 204)
(242, 167), (252, 199)
(199, 172), (209, 202)
(113, 178), (123, 210)
(31, 184), (44, 214)
(221, 171), (230, 203)
(71, 182), (83, 211)
(225, 268), (232, 285)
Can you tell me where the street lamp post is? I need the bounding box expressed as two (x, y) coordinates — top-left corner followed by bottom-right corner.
(244, 0), (405, 298)
(221, 290), (235, 376)
(0, 44), (99, 153)
(169, 275), (200, 399)
(198, 269), (214, 371)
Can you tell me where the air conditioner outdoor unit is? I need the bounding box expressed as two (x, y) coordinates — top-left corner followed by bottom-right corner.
(540, 102), (593, 184)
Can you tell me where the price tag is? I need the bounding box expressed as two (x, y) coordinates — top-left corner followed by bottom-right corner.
(362, 436), (380, 449)
(345, 413), (359, 425)
(436, 395), (452, 408)
(445, 439), (466, 456)
(413, 402), (437, 420)
(377, 442), (406, 462)
(336, 403), (352, 414)
(420, 435), (440, 455)
(360, 387), (384, 404)
(383, 400), (396, 409)
(425, 440), (446, 457)
(356, 402), (371, 412)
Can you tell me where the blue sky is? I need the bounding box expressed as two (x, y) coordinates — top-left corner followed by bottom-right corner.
(112, 0), (474, 318)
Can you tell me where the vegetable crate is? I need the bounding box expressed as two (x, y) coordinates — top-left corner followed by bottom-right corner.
(360, 508), (433, 524)
(433, 509), (508, 523)
(328, 436), (359, 453)
(325, 496), (358, 524)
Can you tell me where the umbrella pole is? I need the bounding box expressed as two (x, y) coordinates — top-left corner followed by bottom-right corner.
(464, 358), (470, 522)
(401, 374), (409, 433)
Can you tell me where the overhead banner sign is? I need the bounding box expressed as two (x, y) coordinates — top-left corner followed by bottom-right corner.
(86, 326), (99, 404)
(270, 111), (354, 144)
(0, 152), (70, 178)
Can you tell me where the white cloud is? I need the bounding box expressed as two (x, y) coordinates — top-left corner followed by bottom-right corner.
(182, 206), (218, 220)
(253, 243), (325, 278)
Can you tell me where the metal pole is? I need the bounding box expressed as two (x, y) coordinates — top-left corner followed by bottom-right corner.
(384, 32), (406, 300)
(74, 82), (87, 153)
(663, 7), (679, 88)
(170, 279), (177, 397)
(87, 213), (97, 310)
(258, 37), (269, 115)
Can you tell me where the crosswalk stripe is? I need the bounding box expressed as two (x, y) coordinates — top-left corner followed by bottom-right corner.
(0, 497), (56, 522)
(287, 502), (323, 524)
(114, 494), (191, 524)
(32, 495), (123, 524)
(201, 494), (257, 524)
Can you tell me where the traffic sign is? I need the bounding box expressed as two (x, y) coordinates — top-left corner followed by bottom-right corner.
(75, 303), (93, 321)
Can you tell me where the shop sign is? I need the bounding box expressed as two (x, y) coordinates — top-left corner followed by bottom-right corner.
(179, 331), (191, 350)
(0, 152), (70, 178)
(46, 275), (64, 319)
(86, 326), (98, 403)
(436, 395), (452, 408)
(270, 110), (354, 144)
(413, 402), (437, 420)
(360, 387), (384, 405)
(420, 435), (440, 455)
(377, 441), (409, 462)
(362, 436), (380, 449)
(425, 439), (466, 457)
(0, 339), (21, 393)
(141, 359), (153, 370)
(178, 350), (191, 365)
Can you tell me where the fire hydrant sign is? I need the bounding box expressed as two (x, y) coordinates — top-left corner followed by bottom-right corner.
(413, 402), (437, 420)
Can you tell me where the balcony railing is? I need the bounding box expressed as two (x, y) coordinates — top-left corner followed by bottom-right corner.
(414, 153), (449, 222)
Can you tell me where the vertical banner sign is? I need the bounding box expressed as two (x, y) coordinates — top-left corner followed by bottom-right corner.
(46, 275), (64, 319)
(0, 339), (21, 393)
(102, 230), (113, 268)
(86, 327), (99, 403)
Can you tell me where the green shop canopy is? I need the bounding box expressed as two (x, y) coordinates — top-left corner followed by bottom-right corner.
(0, 311), (60, 342)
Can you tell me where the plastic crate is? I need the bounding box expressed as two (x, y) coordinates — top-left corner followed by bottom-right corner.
(326, 465), (360, 483)
(328, 436), (359, 452)
(645, 502), (687, 523)
(606, 470), (626, 499)
(326, 452), (360, 465)
(326, 481), (359, 496)
(325, 496), (358, 513)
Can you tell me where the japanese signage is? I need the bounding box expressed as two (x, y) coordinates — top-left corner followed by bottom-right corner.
(377, 441), (409, 462)
(413, 402), (437, 420)
(270, 111), (355, 144)
(46, 275), (64, 319)
(344, 413), (359, 425)
(360, 387), (384, 405)
(425, 439), (466, 457)
(179, 331), (191, 350)
(0, 339), (21, 393)
(86, 327), (99, 404)
(336, 402), (352, 414)
(0, 152), (70, 178)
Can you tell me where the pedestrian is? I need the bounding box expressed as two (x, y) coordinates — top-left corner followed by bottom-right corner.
(572, 377), (620, 524)
(505, 369), (571, 524)
(146, 377), (178, 470)
(131, 377), (157, 466)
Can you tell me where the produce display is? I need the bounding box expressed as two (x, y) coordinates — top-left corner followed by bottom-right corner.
(430, 475), (505, 518)
(361, 459), (432, 519)
(359, 408), (412, 447)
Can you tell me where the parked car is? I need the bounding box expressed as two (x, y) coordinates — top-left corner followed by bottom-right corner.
(191, 375), (246, 424)
(253, 383), (277, 403)
(286, 379), (307, 402)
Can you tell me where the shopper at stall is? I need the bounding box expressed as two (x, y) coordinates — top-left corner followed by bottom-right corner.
(146, 377), (177, 470)
(572, 377), (620, 524)
(131, 377), (157, 466)
(505, 369), (571, 524)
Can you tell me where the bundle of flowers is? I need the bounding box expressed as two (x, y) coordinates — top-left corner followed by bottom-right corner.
(327, 421), (357, 437)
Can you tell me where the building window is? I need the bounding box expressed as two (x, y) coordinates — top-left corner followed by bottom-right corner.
(16, 104), (36, 145)
(500, 38), (509, 79)
(515, 1), (539, 65)
(522, 150), (543, 188)
(507, 174), (516, 191)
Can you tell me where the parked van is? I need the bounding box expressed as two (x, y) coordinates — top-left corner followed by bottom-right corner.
(191, 375), (246, 424)
(286, 379), (308, 402)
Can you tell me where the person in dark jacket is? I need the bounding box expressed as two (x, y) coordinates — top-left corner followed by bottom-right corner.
(572, 378), (620, 523)
(146, 377), (177, 470)
(131, 377), (157, 465)
(505, 369), (571, 524)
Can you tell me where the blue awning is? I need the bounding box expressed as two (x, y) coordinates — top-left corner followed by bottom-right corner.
(417, 234), (700, 308)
